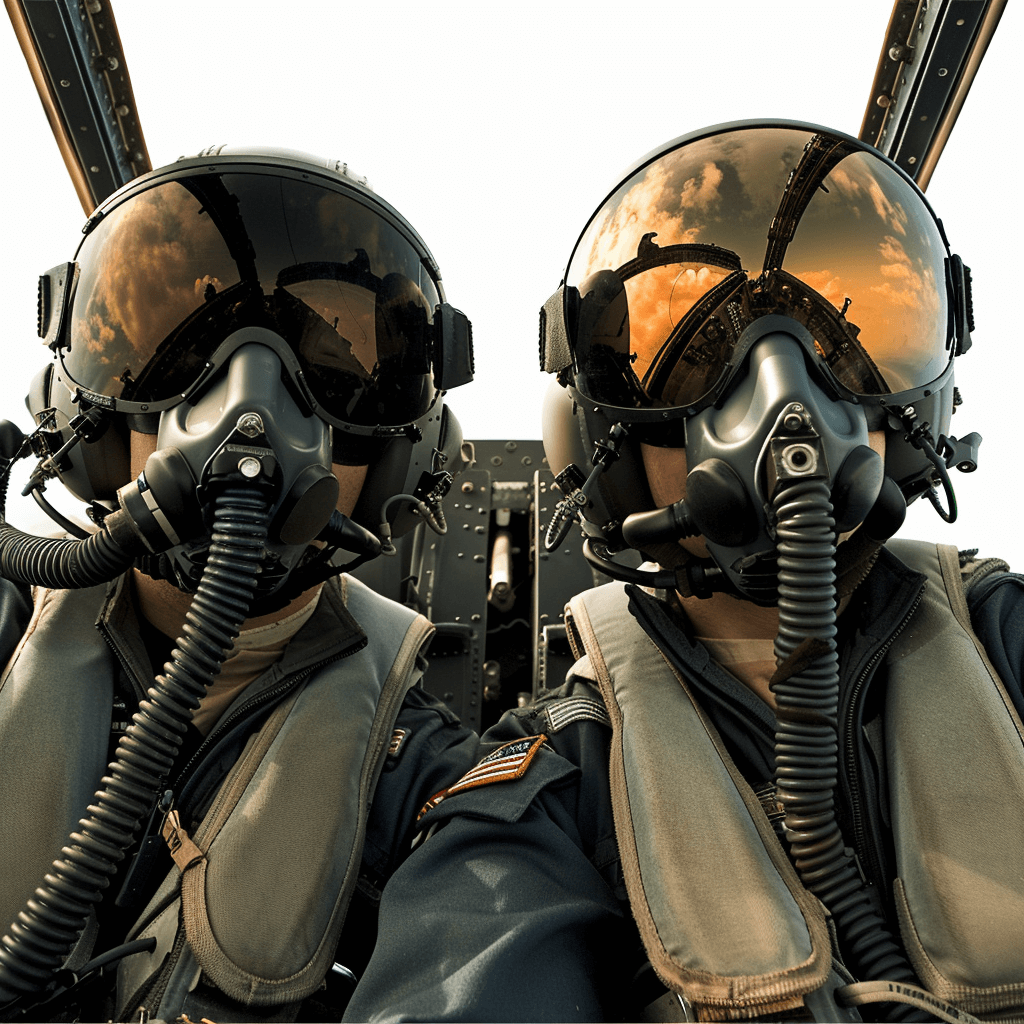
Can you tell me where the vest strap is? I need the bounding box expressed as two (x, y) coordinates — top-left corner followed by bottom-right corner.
(838, 980), (982, 1024)
(884, 540), (1024, 1016)
(568, 583), (832, 1018)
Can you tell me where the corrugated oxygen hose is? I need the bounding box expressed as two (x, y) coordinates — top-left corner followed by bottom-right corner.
(771, 476), (930, 1023)
(0, 465), (140, 589)
(0, 487), (269, 1011)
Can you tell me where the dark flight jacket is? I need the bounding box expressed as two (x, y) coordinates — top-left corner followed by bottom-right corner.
(345, 542), (1024, 1022)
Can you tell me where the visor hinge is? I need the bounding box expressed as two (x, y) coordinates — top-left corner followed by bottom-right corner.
(68, 405), (111, 444)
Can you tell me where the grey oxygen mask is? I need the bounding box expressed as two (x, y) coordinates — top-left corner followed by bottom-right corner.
(622, 322), (888, 604)
(117, 332), (342, 596)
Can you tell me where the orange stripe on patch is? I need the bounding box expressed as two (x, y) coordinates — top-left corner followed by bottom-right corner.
(415, 734), (548, 820)
(446, 733), (548, 796)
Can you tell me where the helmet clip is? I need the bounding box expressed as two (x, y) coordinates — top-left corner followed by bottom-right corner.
(897, 405), (982, 524)
(544, 423), (628, 552)
(938, 431), (982, 474)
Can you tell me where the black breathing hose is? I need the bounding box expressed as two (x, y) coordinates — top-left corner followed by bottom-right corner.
(0, 468), (142, 589)
(0, 486), (269, 1010)
(771, 477), (929, 1022)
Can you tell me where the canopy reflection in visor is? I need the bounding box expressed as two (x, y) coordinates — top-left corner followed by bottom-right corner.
(565, 125), (951, 412)
(60, 169), (440, 427)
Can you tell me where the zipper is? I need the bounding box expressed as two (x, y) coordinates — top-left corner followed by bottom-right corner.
(128, 919), (189, 1022)
(841, 584), (924, 890)
(97, 618), (150, 704)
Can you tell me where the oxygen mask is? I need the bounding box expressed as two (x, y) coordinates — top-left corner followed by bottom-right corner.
(118, 332), (354, 600)
(621, 321), (893, 603)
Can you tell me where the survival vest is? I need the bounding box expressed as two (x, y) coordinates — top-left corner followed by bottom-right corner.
(563, 540), (1024, 1022)
(0, 573), (433, 1021)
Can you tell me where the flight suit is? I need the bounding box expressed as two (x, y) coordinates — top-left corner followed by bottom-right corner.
(346, 542), (1024, 1022)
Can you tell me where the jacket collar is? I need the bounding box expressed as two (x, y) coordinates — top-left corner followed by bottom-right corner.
(836, 545), (928, 701)
(96, 573), (367, 702)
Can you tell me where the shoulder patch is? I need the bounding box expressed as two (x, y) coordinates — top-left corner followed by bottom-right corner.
(382, 727), (411, 773)
(417, 734), (548, 820)
(388, 727), (410, 758)
(544, 696), (611, 734)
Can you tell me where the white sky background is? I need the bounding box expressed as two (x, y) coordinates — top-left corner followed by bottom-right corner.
(0, 1), (1020, 564)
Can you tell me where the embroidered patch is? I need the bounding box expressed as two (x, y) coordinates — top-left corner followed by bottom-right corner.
(416, 734), (548, 820)
(545, 697), (610, 733)
(417, 788), (448, 821)
(388, 727), (409, 758)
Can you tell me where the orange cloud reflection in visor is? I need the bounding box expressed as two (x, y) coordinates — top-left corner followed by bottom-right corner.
(60, 170), (440, 428)
(566, 126), (951, 410)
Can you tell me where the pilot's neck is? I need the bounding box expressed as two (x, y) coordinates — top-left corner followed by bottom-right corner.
(132, 569), (321, 641)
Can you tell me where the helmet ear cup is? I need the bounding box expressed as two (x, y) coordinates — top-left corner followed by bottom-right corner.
(25, 361), (130, 504)
(540, 377), (587, 480)
(349, 400), (466, 540)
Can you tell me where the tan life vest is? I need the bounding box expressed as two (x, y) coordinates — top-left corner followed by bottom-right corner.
(0, 582), (117, 953)
(565, 539), (1024, 1021)
(0, 572), (432, 1017)
(883, 539), (1024, 1019)
(113, 573), (434, 1019)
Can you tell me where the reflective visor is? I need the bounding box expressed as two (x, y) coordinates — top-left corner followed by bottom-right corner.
(566, 126), (951, 411)
(61, 169), (440, 426)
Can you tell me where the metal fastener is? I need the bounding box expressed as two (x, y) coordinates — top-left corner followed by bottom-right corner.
(237, 413), (264, 437)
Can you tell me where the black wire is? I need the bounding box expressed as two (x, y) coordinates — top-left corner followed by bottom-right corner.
(921, 442), (958, 523)
(29, 487), (90, 539)
(78, 936), (157, 977)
